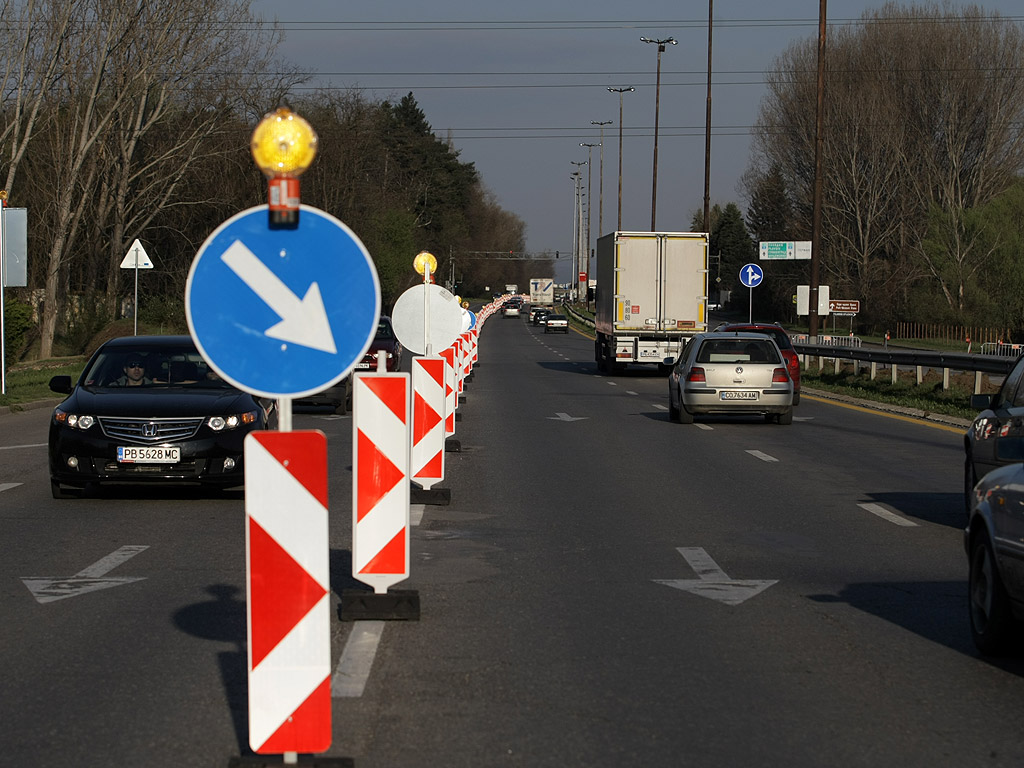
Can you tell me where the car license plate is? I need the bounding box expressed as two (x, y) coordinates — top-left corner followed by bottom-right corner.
(355, 363), (372, 369)
(117, 446), (181, 463)
(720, 391), (758, 401)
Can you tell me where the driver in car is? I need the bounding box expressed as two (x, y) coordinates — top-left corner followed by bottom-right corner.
(114, 358), (152, 387)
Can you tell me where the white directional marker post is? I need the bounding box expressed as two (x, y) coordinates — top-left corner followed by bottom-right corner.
(120, 239), (153, 336)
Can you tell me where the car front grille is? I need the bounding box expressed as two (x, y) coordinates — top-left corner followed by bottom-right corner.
(99, 416), (205, 443)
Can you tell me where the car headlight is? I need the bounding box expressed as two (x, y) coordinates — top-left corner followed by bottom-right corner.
(54, 410), (95, 430)
(207, 411), (258, 431)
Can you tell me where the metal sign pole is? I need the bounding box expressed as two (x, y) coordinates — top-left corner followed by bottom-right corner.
(424, 267), (432, 356)
(134, 244), (140, 336)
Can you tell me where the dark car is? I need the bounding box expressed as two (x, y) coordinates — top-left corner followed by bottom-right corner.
(964, 353), (1024, 511)
(965, 461), (1024, 654)
(716, 323), (801, 404)
(354, 316), (404, 373)
(48, 335), (276, 498)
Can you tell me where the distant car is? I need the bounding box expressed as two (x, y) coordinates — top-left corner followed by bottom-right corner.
(354, 316), (403, 372)
(47, 335), (276, 498)
(716, 323), (801, 404)
(532, 308), (551, 326)
(503, 304), (520, 318)
(965, 461), (1024, 654)
(667, 332), (794, 425)
(544, 314), (569, 333)
(296, 375), (351, 415)
(964, 353), (1024, 512)
(528, 306), (547, 323)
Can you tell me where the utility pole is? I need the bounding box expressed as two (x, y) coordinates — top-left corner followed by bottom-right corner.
(607, 87), (634, 231)
(810, 0), (826, 338)
(703, 2), (714, 234)
(590, 121), (611, 237)
(641, 37), (677, 231)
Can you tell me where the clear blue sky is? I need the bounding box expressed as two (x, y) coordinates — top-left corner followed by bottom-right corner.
(251, 2), (1022, 281)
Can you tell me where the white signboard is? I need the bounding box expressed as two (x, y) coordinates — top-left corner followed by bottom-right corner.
(796, 284), (830, 316)
(120, 239), (153, 269)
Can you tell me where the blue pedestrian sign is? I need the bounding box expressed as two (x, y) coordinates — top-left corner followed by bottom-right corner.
(186, 205), (381, 399)
(739, 263), (764, 289)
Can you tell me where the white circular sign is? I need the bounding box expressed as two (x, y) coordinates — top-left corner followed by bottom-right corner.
(391, 283), (464, 354)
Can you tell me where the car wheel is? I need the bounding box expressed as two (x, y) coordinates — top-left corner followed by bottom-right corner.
(777, 408), (793, 425)
(668, 384), (680, 422)
(964, 451), (978, 514)
(969, 531), (1016, 655)
(793, 391), (801, 406)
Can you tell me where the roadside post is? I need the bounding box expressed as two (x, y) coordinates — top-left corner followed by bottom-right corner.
(186, 108), (380, 765)
(738, 263), (764, 323)
(119, 239), (153, 336)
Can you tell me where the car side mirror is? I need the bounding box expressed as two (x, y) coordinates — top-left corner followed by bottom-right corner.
(970, 393), (995, 411)
(49, 375), (73, 394)
(663, 357), (676, 366)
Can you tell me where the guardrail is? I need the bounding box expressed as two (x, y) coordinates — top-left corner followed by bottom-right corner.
(980, 342), (1024, 357)
(795, 342), (1016, 393)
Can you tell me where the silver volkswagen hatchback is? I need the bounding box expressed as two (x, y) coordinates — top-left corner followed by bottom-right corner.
(667, 332), (795, 425)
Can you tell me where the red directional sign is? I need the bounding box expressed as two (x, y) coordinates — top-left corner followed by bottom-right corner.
(244, 431), (331, 754)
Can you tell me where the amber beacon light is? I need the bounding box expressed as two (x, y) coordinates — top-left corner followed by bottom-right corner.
(251, 107), (318, 229)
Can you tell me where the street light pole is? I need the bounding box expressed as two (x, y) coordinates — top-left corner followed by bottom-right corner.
(641, 37), (676, 231)
(571, 161), (587, 301)
(703, 3), (714, 234)
(590, 121), (611, 237)
(580, 142), (599, 281)
(607, 87), (634, 232)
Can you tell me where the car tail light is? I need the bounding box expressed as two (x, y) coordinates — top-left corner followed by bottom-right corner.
(687, 367), (706, 383)
(772, 367), (790, 383)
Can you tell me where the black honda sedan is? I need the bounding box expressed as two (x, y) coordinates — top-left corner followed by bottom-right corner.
(48, 335), (276, 498)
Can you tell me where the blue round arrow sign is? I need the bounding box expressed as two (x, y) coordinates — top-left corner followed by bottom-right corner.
(186, 205), (381, 398)
(739, 263), (764, 289)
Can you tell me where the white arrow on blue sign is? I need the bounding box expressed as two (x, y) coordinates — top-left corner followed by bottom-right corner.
(739, 263), (764, 289)
(186, 205), (381, 399)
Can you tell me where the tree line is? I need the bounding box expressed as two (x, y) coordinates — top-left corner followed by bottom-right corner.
(736, 2), (1024, 336)
(1, 0), (529, 362)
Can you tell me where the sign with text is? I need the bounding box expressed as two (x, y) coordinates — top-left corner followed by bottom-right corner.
(759, 241), (811, 260)
(829, 299), (860, 314)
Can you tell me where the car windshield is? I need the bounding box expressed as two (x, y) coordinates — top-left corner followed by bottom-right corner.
(375, 320), (396, 340)
(696, 339), (781, 364)
(80, 345), (235, 389)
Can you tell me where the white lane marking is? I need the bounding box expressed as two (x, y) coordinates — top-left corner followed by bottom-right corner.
(331, 620), (385, 697)
(695, 423), (713, 431)
(746, 450), (779, 462)
(626, 390), (638, 396)
(653, 404), (669, 411)
(0, 443), (47, 451)
(411, 504), (425, 526)
(858, 502), (919, 527)
(607, 381), (618, 386)
(22, 545), (149, 604)
(0, 482), (23, 493)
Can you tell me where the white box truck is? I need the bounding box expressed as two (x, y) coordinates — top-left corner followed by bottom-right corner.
(594, 231), (708, 372)
(529, 277), (554, 307)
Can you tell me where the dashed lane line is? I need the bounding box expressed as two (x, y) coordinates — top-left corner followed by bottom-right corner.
(858, 502), (919, 527)
(746, 450), (779, 462)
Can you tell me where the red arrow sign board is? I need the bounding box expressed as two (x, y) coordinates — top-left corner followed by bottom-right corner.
(244, 430), (331, 755)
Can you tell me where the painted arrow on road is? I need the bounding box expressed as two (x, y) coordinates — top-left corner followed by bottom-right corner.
(22, 545), (149, 604)
(547, 412), (588, 422)
(653, 547), (778, 606)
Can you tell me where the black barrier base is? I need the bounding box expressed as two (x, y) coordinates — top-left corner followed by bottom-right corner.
(454, 412), (463, 421)
(228, 757), (353, 767)
(458, 395), (467, 403)
(340, 589), (420, 621)
(411, 486), (451, 505)
(445, 437), (461, 452)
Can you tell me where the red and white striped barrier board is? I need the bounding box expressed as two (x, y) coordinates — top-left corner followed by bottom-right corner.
(470, 327), (479, 364)
(439, 345), (457, 437)
(244, 431), (331, 755)
(411, 355), (446, 490)
(353, 372), (410, 594)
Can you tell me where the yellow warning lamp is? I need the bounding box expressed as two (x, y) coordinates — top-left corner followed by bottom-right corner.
(251, 107), (318, 229)
(413, 251), (437, 282)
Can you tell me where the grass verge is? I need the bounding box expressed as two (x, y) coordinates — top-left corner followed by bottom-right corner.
(1, 358), (86, 409)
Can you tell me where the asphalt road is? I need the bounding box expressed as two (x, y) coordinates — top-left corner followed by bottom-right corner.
(2, 315), (1023, 767)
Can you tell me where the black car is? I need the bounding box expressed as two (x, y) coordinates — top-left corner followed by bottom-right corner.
(48, 335), (276, 498)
